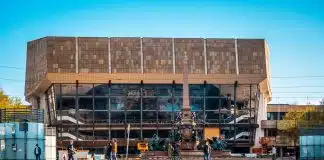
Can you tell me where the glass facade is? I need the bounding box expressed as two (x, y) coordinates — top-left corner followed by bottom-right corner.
(46, 83), (259, 147)
(300, 135), (324, 160)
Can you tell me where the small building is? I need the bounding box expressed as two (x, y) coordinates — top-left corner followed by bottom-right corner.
(261, 104), (324, 157)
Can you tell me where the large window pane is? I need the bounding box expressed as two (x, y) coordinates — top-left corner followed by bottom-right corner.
(94, 111), (108, 123)
(190, 97), (203, 111)
(125, 98), (140, 110)
(95, 97), (108, 111)
(111, 111), (125, 123)
(111, 97), (125, 111)
(78, 110), (93, 123)
(94, 84), (109, 96)
(61, 84), (76, 95)
(126, 111), (140, 123)
(143, 97), (157, 110)
(189, 84), (204, 97)
(158, 97), (172, 111)
(58, 97), (75, 110)
(79, 97), (93, 110)
(158, 111), (172, 123)
(206, 111), (219, 123)
(143, 111), (156, 123)
(143, 130), (157, 139)
(78, 84), (93, 96)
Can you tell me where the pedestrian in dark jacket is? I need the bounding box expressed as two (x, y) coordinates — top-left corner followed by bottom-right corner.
(106, 142), (112, 160)
(34, 144), (41, 160)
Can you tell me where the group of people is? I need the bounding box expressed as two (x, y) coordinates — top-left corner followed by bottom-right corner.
(105, 139), (118, 160)
(62, 139), (118, 160)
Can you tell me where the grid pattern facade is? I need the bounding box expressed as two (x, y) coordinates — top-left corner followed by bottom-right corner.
(143, 38), (173, 73)
(78, 37), (109, 73)
(174, 38), (205, 74)
(25, 37), (268, 96)
(206, 39), (236, 74)
(110, 37), (142, 73)
(237, 39), (266, 74)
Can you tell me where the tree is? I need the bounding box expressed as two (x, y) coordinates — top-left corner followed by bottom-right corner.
(0, 88), (28, 110)
(278, 107), (315, 146)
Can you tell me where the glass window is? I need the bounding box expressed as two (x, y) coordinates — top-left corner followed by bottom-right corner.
(143, 111), (156, 123)
(206, 84), (220, 97)
(206, 97), (222, 110)
(158, 97), (173, 111)
(129, 130), (140, 139)
(61, 84), (76, 95)
(58, 97), (75, 110)
(78, 84), (93, 96)
(307, 136), (314, 145)
(126, 111), (140, 123)
(143, 130), (157, 139)
(94, 111), (108, 123)
(111, 130), (125, 138)
(315, 146), (321, 158)
(314, 136), (321, 145)
(158, 111), (172, 123)
(95, 97), (108, 111)
(189, 84), (204, 97)
(143, 97), (157, 110)
(78, 110), (93, 123)
(300, 146), (307, 158)
(111, 84), (127, 96)
(110, 111), (125, 123)
(78, 97), (93, 110)
(111, 97), (125, 111)
(124, 98), (140, 110)
(94, 84), (109, 96)
(206, 111), (219, 123)
(307, 146), (314, 158)
(190, 97), (203, 111)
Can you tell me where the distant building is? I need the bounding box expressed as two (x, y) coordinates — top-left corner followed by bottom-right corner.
(262, 104), (324, 157)
(25, 37), (271, 154)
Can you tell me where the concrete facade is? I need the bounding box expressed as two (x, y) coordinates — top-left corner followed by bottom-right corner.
(25, 36), (272, 152)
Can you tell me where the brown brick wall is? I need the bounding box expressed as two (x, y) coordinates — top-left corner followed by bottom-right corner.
(206, 39), (236, 74)
(46, 37), (76, 73)
(174, 38), (204, 74)
(25, 37), (269, 96)
(78, 37), (109, 73)
(25, 38), (47, 94)
(237, 39), (266, 74)
(143, 38), (173, 73)
(110, 37), (141, 73)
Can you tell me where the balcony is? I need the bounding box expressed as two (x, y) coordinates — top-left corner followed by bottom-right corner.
(261, 136), (296, 147)
(261, 120), (277, 129)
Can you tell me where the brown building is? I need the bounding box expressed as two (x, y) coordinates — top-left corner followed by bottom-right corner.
(25, 37), (271, 154)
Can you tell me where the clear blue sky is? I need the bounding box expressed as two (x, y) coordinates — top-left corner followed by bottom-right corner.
(1, 0), (324, 104)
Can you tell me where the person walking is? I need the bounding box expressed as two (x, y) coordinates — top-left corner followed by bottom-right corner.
(67, 140), (76, 160)
(34, 144), (41, 160)
(106, 142), (112, 160)
(272, 145), (277, 160)
(111, 139), (118, 160)
(203, 141), (211, 160)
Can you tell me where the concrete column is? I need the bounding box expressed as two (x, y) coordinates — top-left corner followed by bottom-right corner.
(253, 93), (267, 148)
(39, 93), (48, 125)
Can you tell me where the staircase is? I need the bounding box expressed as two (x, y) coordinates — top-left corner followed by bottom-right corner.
(57, 115), (84, 124)
(229, 132), (250, 140)
(228, 115), (249, 124)
(61, 132), (84, 141)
